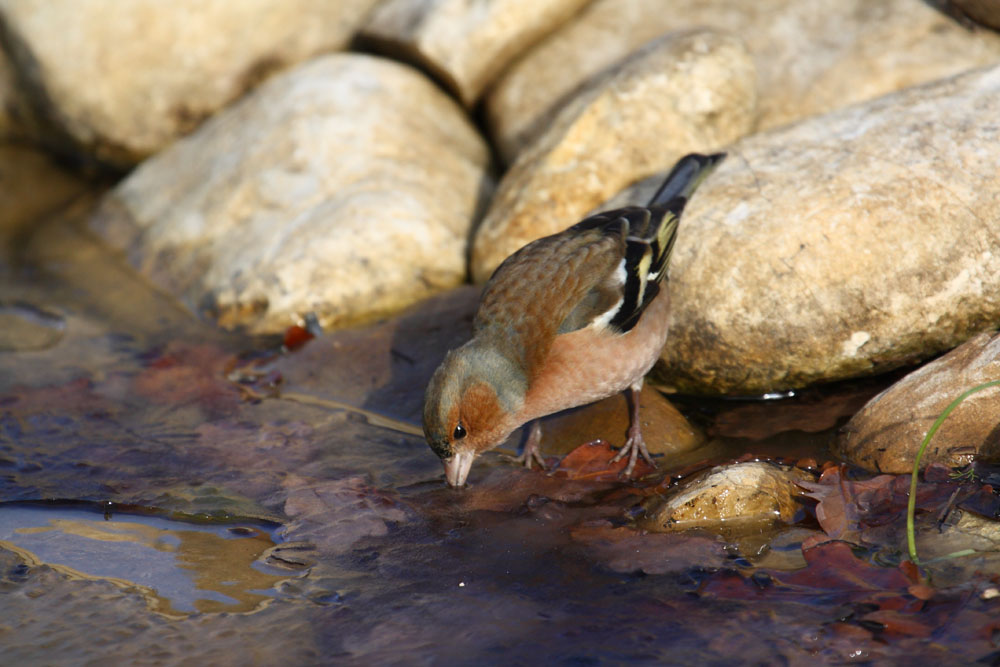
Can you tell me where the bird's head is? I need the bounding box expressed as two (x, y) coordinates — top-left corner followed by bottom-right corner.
(423, 341), (527, 487)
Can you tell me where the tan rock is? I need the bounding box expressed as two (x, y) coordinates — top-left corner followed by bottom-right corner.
(471, 29), (756, 281)
(616, 62), (1000, 395)
(359, 0), (591, 107)
(0, 0), (382, 167)
(834, 332), (1000, 474)
(640, 462), (812, 534)
(534, 384), (704, 457)
(90, 55), (493, 335)
(486, 0), (1000, 163)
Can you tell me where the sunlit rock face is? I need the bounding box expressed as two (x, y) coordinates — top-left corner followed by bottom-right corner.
(471, 29), (757, 282)
(0, 0), (381, 167)
(359, 0), (592, 107)
(90, 54), (493, 335)
(835, 332), (1000, 474)
(599, 63), (1000, 396)
(485, 0), (1000, 164)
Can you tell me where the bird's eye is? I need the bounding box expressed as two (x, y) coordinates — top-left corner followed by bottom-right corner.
(453, 422), (467, 440)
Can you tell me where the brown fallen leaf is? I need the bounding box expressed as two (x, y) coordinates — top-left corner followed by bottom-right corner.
(553, 440), (656, 481)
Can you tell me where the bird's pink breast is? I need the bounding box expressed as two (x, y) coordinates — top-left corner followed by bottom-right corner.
(519, 289), (672, 422)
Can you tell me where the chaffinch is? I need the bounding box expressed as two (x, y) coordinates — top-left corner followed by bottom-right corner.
(424, 153), (725, 487)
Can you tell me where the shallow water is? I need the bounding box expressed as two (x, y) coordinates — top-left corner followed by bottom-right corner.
(2, 201), (998, 664)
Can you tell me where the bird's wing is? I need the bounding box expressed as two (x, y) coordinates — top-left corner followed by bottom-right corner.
(475, 203), (681, 376)
(474, 214), (627, 376)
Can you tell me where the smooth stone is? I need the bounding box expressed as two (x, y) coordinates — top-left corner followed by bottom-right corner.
(90, 55), (492, 335)
(535, 384), (705, 458)
(486, 0), (1000, 163)
(834, 332), (1000, 474)
(0, 0), (381, 167)
(0, 302), (65, 352)
(471, 29), (756, 282)
(640, 461), (812, 534)
(359, 0), (591, 107)
(612, 62), (1000, 395)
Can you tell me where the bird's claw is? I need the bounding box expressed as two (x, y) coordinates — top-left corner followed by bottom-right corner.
(510, 447), (548, 471)
(610, 434), (657, 478)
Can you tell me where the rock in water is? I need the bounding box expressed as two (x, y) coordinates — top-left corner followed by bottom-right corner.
(835, 332), (1000, 474)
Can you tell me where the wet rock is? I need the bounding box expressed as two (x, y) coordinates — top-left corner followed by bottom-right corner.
(536, 384), (704, 458)
(471, 29), (756, 280)
(359, 0), (590, 107)
(486, 0), (1000, 163)
(90, 55), (492, 335)
(0, 0), (381, 167)
(0, 144), (89, 240)
(834, 332), (1000, 474)
(0, 302), (65, 352)
(640, 461), (812, 533)
(617, 62), (1000, 395)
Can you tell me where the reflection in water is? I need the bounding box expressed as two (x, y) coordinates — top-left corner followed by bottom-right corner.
(0, 506), (289, 616)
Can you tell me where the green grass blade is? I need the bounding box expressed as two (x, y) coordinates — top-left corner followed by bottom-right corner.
(907, 379), (1000, 565)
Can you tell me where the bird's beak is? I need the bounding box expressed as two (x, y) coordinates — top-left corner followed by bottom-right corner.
(443, 450), (476, 487)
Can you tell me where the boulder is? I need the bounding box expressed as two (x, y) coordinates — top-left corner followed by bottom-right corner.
(835, 332), (1000, 474)
(0, 0), (382, 166)
(486, 0), (1000, 163)
(471, 29), (756, 281)
(640, 461), (812, 534)
(359, 0), (591, 107)
(90, 55), (493, 335)
(613, 62), (1000, 395)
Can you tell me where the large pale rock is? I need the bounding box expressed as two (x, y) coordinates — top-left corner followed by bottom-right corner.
(471, 29), (756, 281)
(640, 462), (812, 534)
(0, 0), (381, 167)
(487, 0), (1000, 163)
(835, 332), (1000, 474)
(359, 0), (591, 107)
(90, 55), (493, 335)
(613, 63), (1000, 395)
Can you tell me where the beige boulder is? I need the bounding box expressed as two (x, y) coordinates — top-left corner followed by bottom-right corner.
(614, 62), (1000, 395)
(0, 0), (381, 167)
(486, 0), (1000, 163)
(471, 29), (756, 281)
(835, 332), (1000, 474)
(359, 0), (591, 107)
(641, 462), (812, 534)
(90, 55), (493, 335)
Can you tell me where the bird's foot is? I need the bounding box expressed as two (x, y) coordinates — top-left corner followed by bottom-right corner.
(504, 420), (548, 471)
(510, 445), (548, 471)
(610, 431), (657, 478)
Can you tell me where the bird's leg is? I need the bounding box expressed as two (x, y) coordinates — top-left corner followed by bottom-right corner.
(610, 382), (658, 477)
(512, 419), (547, 470)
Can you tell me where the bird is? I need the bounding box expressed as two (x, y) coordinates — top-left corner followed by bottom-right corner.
(423, 153), (725, 487)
